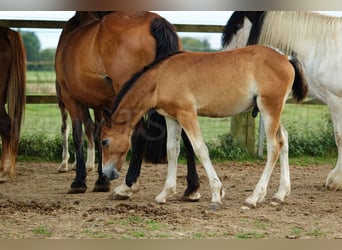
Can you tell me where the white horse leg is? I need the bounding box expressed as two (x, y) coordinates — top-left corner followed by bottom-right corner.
(244, 117), (282, 209)
(325, 99), (342, 190)
(155, 117), (182, 203)
(272, 124), (291, 204)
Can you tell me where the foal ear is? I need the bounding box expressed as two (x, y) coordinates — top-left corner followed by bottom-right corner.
(102, 108), (112, 125)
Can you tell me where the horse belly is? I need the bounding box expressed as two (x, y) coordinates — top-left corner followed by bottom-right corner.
(197, 92), (254, 118)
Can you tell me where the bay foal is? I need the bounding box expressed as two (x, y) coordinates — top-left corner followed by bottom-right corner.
(101, 45), (308, 209)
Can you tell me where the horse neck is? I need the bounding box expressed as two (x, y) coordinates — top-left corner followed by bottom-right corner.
(259, 11), (342, 55)
(112, 72), (158, 128)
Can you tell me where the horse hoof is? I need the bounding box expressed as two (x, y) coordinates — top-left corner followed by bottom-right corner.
(67, 186), (87, 194)
(209, 202), (221, 211)
(109, 193), (130, 200)
(270, 197), (283, 206)
(241, 202), (256, 210)
(182, 191), (201, 202)
(92, 184), (111, 192)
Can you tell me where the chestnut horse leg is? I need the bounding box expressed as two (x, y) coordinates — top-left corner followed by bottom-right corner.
(0, 105), (13, 182)
(93, 108), (110, 192)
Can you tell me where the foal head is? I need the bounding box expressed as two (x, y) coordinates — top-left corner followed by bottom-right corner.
(101, 111), (133, 180)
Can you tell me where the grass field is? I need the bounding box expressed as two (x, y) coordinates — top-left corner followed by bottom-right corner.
(21, 102), (330, 141)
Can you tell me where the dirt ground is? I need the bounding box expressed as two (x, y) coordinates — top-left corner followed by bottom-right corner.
(1, 160), (342, 239)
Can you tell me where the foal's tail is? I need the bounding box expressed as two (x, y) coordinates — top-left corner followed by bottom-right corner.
(139, 16), (181, 163)
(288, 55), (309, 103)
(6, 29), (26, 153)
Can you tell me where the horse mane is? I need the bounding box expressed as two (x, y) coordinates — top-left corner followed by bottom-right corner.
(107, 51), (184, 116)
(259, 11), (342, 55)
(222, 11), (265, 47)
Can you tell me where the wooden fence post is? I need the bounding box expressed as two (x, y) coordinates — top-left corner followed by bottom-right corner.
(230, 112), (255, 156)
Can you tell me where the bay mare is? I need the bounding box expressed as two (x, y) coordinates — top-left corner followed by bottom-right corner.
(0, 27), (26, 183)
(222, 11), (342, 190)
(101, 45), (308, 209)
(55, 11), (200, 198)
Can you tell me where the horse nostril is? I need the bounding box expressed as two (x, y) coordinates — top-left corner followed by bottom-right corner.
(101, 139), (109, 147)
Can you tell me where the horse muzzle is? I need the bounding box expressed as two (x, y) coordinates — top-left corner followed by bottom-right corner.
(102, 163), (120, 180)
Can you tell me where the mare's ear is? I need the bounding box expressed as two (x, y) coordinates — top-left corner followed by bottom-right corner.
(102, 108), (112, 126)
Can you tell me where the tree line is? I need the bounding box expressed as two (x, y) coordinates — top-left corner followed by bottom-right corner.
(21, 31), (216, 71)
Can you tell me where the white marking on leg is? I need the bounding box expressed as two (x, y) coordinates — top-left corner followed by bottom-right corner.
(244, 115), (281, 208)
(114, 178), (140, 198)
(155, 118), (182, 203)
(180, 118), (223, 206)
(272, 125), (291, 204)
(58, 125), (70, 172)
(85, 137), (95, 172)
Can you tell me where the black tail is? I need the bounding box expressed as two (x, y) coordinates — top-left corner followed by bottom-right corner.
(288, 55), (309, 103)
(140, 17), (180, 163)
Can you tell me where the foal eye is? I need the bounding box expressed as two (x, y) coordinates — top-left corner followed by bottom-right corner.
(101, 139), (109, 147)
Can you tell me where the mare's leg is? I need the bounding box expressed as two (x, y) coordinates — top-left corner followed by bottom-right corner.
(244, 114), (284, 208)
(82, 109), (95, 172)
(181, 130), (201, 201)
(271, 124), (291, 204)
(63, 99), (87, 193)
(155, 117), (182, 203)
(325, 98), (342, 190)
(92, 108), (110, 192)
(0, 105), (14, 183)
(57, 99), (70, 173)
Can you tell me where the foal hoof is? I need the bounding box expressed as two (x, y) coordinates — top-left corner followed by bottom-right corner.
(241, 202), (256, 210)
(209, 202), (221, 211)
(181, 191), (201, 202)
(109, 193), (130, 200)
(270, 197), (283, 206)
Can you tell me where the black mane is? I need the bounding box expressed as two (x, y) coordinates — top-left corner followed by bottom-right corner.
(221, 11), (265, 48)
(108, 51), (184, 116)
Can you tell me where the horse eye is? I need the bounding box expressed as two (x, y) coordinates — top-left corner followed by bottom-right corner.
(235, 23), (243, 31)
(101, 139), (109, 147)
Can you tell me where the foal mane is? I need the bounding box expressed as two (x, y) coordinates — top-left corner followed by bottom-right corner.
(105, 51), (184, 117)
(259, 11), (342, 55)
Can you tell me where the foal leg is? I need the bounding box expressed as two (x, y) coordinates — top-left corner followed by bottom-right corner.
(178, 114), (224, 209)
(325, 99), (342, 190)
(113, 119), (145, 199)
(271, 124), (291, 204)
(244, 118), (283, 209)
(155, 117), (182, 203)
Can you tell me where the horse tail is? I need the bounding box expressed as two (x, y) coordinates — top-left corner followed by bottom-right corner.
(6, 29), (26, 153)
(139, 17), (180, 163)
(288, 55), (308, 103)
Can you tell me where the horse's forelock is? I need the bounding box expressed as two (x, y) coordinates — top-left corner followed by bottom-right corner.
(221, 12), (247, 47)
(222, 11), (265, 48)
